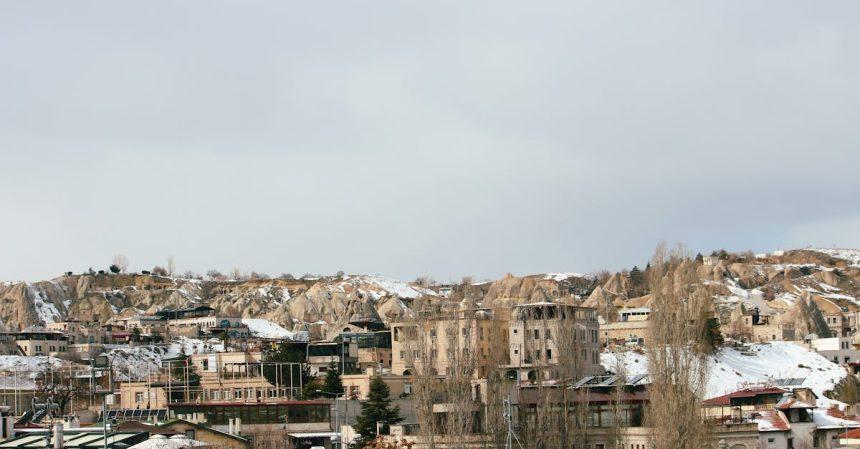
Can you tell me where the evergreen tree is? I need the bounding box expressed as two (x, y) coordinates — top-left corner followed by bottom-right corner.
(350, 376), (402, 449)
(323, 363), (344, 396)
(629, 266), (645, 296)
(302, 377), (323, 399)
(170, 353), (200, 384)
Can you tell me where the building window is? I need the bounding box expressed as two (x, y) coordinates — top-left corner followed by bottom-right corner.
(545, 329), (551, 339)
(547, 349), (552, 360)
(135, 392), (144, 403)
(185, 430), (195, 439)
(533, 329), (539, 339)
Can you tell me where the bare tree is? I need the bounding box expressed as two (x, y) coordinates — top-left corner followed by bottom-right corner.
(440, 306), (479, 449)
(415, 275), (436, 288)
(608, 348), (629, 449)
(230, 267), (244, 281)
(402, 301), (441, 449)
(516, 304), (591, 449)
(112, 254), (129, 273)
(36, 366), (90, 416)
(645, 243), (711, 449)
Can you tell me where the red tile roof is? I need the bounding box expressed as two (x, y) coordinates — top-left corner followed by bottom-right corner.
(703, 387), (787, 406)
(839, 427), (860, 439)
(753, 410), (790, 432)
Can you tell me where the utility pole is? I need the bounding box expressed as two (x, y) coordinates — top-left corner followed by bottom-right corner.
(102, 401), (107, 449)
(504, 395), (523, 449)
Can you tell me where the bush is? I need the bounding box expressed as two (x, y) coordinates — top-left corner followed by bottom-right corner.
(109, 264), (120, 274)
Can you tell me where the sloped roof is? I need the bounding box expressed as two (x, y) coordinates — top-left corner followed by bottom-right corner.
(776, 395), (815, 410)
(813, 408), (860, 429)
(703, 387), (787, 406)
(753, 410), (790, 432)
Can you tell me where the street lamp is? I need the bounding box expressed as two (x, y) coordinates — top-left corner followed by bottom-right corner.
(316, 390), (346, 449)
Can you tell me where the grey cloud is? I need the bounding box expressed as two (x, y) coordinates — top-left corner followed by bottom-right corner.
(1, 1), (859, 282)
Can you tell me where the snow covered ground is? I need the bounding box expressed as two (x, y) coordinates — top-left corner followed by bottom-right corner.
(104, 337), (225, 381)
(602, 342), (848, 407)
(242, 318), (298, 339)
(0, 355), (62, 373)
(340, 275), (437, 299)
(28, 284), (62, 324)
(544, 272), (589, 282)
(813, 248), (860, 267)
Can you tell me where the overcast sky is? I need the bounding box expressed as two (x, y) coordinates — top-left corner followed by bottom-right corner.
(1, 1), (858, 282)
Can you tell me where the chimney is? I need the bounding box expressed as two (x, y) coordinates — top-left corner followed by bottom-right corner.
(53, 423), (64, 449)
(1, 415), (14, 440)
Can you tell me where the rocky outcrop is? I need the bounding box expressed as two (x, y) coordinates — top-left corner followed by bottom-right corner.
(482, 274), (567, 307)
(3, 248), (859, 333)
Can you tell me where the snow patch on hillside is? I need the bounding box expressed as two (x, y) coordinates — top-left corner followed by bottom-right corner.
(242, 318), (296, 339)
(602, 342), (848, 407)
(105, 345), (169, 381)
(336, 275), (435, 299)
(0, 355), (63, 373)
(544, 273), (588, 282)
(28, 285), (61, 324)
(813, 249), (860, 267)
(103, 338), (225, 381)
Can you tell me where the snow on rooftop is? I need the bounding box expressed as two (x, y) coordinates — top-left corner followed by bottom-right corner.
(812, 408), (860, 429)
(602, 342), (848, 407)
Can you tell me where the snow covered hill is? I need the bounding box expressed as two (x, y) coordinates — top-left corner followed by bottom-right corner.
(601, 342), (849, 406)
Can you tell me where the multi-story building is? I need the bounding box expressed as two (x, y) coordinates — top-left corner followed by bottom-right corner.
(506, 302), (602, 382)
(15, 325), (69, 356)
(337, 330), (392, 372)
(46, 320), (84, 344)
(119, 306), (249, 339)
(390, 306), (510, 379)
(805, 336), (860, 365)
(307, 341), (358, 376)
(703, 386), (860, 449)
(813, 296), (859, 338)
(118, 351), (305, 409)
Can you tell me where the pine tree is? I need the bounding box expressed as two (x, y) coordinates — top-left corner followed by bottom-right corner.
(629, 266), (645, 296)
(350, 376), (402, 449)
(323, 363), (344, 396)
